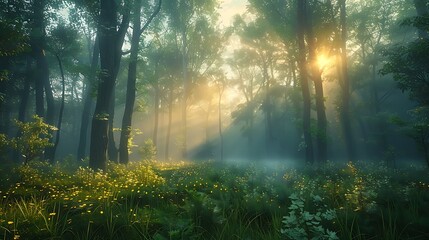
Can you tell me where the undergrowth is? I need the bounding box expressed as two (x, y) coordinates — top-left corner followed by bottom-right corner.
(0, 160), (428, 239)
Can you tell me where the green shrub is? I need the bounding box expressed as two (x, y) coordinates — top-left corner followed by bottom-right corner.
(10, 115), (56, 164)
(139, 139), (157, 160)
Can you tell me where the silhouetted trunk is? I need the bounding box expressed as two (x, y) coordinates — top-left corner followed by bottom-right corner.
(90, 0), (119, 171)
(290, 60), (301, 124)
(42, 57), (55, 162)
(339, 0), (356, 162)
(0, 57), (10, 135)
(30, 0), (55, 162)
(119, 0), (142, 164)
(108, 92), (118, 162)
(306, 6), (327, 163)
(263, 63), (273, 156)
(50, 55), (66, 163)
(90, 0), (130, 170)
(119, 0), (161, 164)
(31, 0), (45, 118)
(44, 69), (54, 127)
(18, 57), (32, 122)
(311, 67), (327, 163)
(165, 87), (173, 160)
(0, 100), (10, 135)
(297, 0), (314, 164)
(371, 63), (388, 159)
(77, 35), (99, 161)
(12, 57), (33, 162)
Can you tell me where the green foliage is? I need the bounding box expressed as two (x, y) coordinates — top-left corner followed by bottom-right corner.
(1, 161), (429, 239)
(0, 20), (29, 58)
(282, 192), (338, 240)
(0, 133), (9, 158)
(391, 107), (429, 166)
(9, 116), (56, 164)
(48, 23), (81, 57)
(139, 139), (157, 160)
(381, 38), (429, 106)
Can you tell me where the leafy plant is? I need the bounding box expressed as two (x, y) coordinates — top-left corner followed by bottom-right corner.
(9, 115), (56, 164)
(139, 139), (157, 160)
(281, 192), (339, 240)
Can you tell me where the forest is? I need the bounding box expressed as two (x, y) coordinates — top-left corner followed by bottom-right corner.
(0, 0), (428, 239)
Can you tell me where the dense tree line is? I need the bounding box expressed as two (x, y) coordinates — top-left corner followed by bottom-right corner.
(0, 0), (428, 169)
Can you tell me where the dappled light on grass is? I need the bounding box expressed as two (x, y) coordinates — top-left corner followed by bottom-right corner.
(0, 160), (428, 239)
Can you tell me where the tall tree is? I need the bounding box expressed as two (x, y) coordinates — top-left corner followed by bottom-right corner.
(47, 24), (81, 162)
(297, 0), (314, 164)
(118, 0), (161, 164)
(338, 0), (357, 162)
(29, 0), (56, 162)
(89, 0), (130, 170)
(77, 35), (98, 161)
(306, 1), (327, 163)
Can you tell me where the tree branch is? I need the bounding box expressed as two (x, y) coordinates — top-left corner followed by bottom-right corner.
(139, 0), (162, 36)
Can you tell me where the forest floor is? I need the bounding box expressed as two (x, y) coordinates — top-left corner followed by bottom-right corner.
(0, 159), (428, 240)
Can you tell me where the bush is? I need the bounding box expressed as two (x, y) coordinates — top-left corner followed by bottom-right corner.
(10, 115), (56, 164)
(139, 139), (157, 160)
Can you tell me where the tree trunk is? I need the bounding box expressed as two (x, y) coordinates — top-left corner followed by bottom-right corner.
(119, 0), (161, 164)
(297, 0), (314, 164)
(108, 92), (118, 162)
(31, 0), (46, 118)
(119, 0), (142, 164)
(89, 0), (118, 171)
(51, 55), (66, 163)
(311, 65), (327, 164)
(18, 57), (32, 122)
(181, 28), (188, 159)
(371, 63), (388, 159)
(263, 62), (273, 156)
(339, 0), (357, 162)
(153, 83), (160, 147)
(89, 0), (130, 170)
(0, 100), (10, 135)
(107, 0), (133, 163)
(218, 82), (224, 161)
(165, 87), (174, 161)
(30, 0), (55, 162)
(42, 55), (55, 162)
(14, 57), (32, 161)
(306, 6), (327, 163)
(77, 35), (99, 161)
(204, 100), (212, 145)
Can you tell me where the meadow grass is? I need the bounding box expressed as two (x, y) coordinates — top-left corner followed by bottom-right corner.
(0, 159), (428, 239)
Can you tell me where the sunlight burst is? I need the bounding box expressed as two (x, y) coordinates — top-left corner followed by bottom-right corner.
(317, 54), (330, 70)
